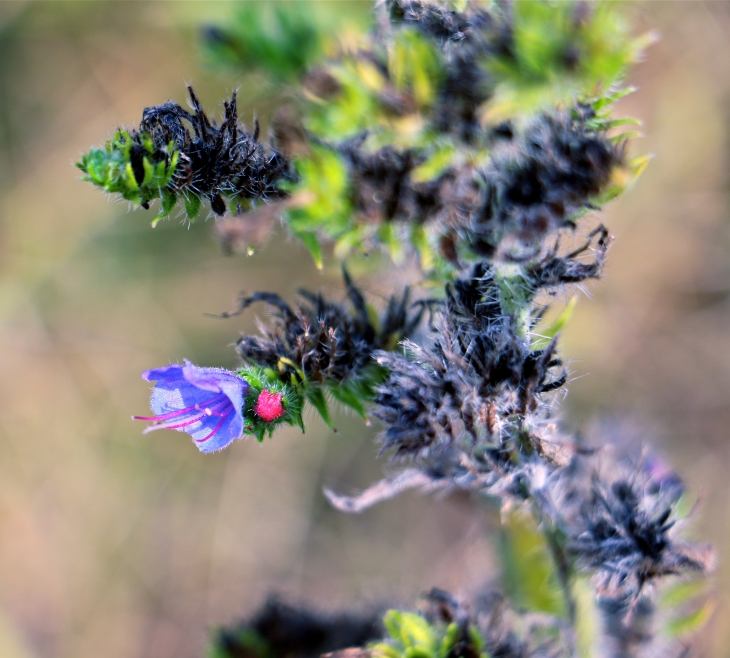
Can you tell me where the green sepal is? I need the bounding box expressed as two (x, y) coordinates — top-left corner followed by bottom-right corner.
(184, 193), (202, 221)
(237, 365), (304, 442)
(152, 190), (177, 227)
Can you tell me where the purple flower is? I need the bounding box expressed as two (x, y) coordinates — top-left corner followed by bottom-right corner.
(134, 361), (249, 453)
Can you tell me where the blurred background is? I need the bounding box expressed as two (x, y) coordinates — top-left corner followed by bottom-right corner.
(1, 2), (730, 657)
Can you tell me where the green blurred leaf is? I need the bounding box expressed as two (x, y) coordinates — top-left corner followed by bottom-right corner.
(297, 231), (324, 269)
(532, 296), (577, 350)
(203, 2), (327, 82)
(410, 144), (456, 183)
(666, 599), (715, 638)
(499, 509), (566, 617)
(306, 385), (334, 429)
(207, 627), (273, 658)
(328, 379), (369, 420)
(660, 579), (715, 639)
(389, 28), (443, 110)
(573, 578), (600, 658)
(483, 1), (647, 120)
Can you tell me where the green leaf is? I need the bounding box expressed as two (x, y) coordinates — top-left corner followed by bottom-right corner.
(499, 509), (566, 617)
(285, 145), (352, 257)
(574, 578), (600, 658)
(306, 386), (334, 429)
(389, 28), (443, 109)
(439, 623), (459, 657)
(386, 611), (437, 654)
(202, 2), (336, 83)
(666, 599), (715, 638)
(328, 379), (369, 420)
(297, 231), (323, 269)
(207, 627), (273, 658)
(661, 581), (706, 608)
(371, 644), (400, 658)
(410, 144), (456, 183)
(483, 1), (647, 121)
(377, 223), (405, 264)
(410, 224), (434, 272)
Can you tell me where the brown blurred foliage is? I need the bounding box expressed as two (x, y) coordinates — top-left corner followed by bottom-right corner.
(0, 2), (730, 658)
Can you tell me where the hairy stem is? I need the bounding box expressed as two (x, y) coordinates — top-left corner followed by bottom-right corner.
(493, 263), (534, 340)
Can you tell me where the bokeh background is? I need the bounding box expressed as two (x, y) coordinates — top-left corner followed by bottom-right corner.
(1, 2), (730, 657)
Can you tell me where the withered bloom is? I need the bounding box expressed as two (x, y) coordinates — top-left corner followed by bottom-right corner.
(373, 263), (565, 458)
(386, 0), (502, 141)
(452, 106), (622, 262)
(334, 107), (620, 265)
(136, 86), (293, 215)
(568, 469), (713, 603)
(232, 269), (425, 386)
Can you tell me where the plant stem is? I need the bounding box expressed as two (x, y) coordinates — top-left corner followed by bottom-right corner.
(493, 263), (534, 340)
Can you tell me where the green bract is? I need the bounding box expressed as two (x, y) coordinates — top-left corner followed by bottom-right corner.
(371, 610), (487, 658)
(76, 130), (180, 224)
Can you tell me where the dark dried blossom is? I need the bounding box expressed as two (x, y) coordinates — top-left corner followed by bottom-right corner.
(137, 86), (293, 215)
(337, 139), (450, 224)
(386, 0), (504, 141)
(211, 598), (382, 658)
(567, 468), (713, 604)
(333, 108), (619, 267)
(526, 224), (611, 288)
(447, 106), (622, 262)
(230, 270), (424, 386)
(421, 588), (571, 658)
(373, 264), (566, 458)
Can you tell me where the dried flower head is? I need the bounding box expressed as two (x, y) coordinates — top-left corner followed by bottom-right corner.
(567, 465), (713, 604)
(373, 264), (565, 458)
(232, 269), (425, 387)
(446, 106), (622, 262)
(78, 86), (294, 223)
(140, 86), (293, 216)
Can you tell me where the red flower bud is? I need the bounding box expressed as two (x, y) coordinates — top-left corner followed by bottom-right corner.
(254, 390), (285, 423)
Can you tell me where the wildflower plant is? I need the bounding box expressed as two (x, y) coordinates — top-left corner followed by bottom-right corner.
(79, 1), (713, 657)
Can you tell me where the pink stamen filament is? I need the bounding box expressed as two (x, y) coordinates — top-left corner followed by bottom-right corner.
(134, 393), (227, 422)
(140, 399), (232, 434)
(195, 414), (228, 443)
